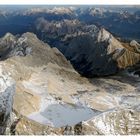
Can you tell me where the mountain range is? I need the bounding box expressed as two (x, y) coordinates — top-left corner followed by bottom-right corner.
(0, 6), (140, 135)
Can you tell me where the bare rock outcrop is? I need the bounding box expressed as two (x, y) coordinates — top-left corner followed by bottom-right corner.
(130, 40), (140, 53)
(85, 109), (140, 135)
(0, 33), (31, 60)
(0, 65), (15, 134)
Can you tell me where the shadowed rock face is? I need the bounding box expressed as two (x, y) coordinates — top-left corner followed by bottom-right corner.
(64, 28), (140, 77)
(0, 65), (15, 134)
(35, 18), (140, 77)
(65, 34), (119, 77)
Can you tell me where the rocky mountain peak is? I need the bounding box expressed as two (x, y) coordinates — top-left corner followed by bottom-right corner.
(130, 40), (140, 53)
(2, 32), (16, 42)
(22, 32), (38, 40)
(89, 7), (106, 16)
(97, 28), (112, 42)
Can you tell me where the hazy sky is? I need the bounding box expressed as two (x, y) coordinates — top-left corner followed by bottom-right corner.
(0, 0), (140, 5)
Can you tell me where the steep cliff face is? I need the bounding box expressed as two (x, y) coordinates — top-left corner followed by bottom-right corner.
(0, 65), (15, 134)
(117, 40), (140, 73)
(97, 28), (140, 69)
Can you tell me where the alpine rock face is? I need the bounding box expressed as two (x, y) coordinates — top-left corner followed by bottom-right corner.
(0, 6), (140, 135)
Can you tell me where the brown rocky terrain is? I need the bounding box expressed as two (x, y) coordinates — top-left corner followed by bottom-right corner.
(0, 31), (140, 135)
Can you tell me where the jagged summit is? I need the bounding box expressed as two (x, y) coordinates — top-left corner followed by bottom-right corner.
(23, 7), (74, 15)
(0, 32), (73, 69)
(22, 32), (38, 39)
(2, 32), (16, 40)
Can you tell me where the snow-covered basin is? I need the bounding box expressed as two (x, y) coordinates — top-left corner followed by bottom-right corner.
(22, 78), (101, 128)
(28, 103), (101, 128)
